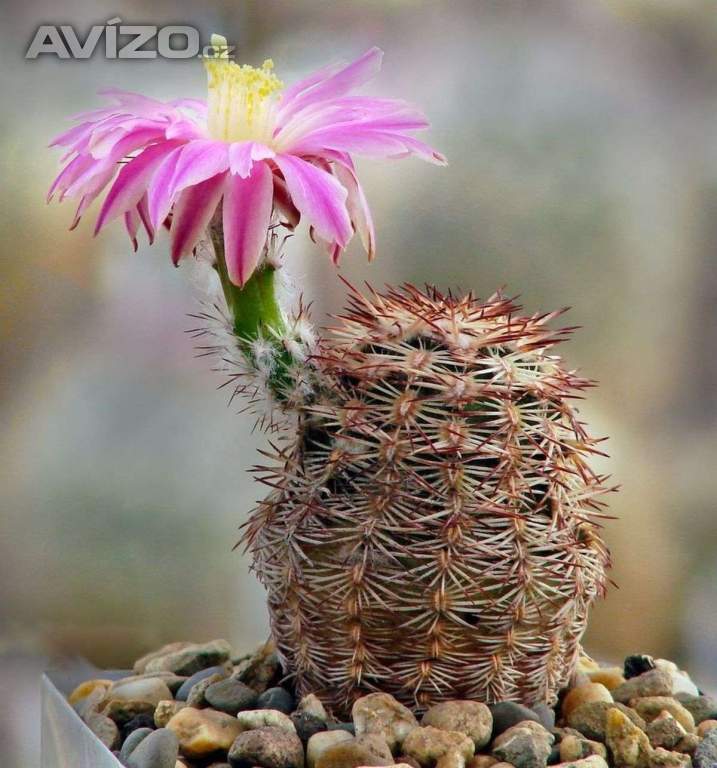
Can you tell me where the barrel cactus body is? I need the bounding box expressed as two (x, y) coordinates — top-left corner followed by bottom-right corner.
(244, 284), (612, 715)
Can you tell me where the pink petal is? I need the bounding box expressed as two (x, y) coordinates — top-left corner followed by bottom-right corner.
(136, 194), (154, 244)
(48, 154), (94, 201)
(274, 155), (352, 248)
(147, 146), (185, 228)
(332, 160), (375, 261)
(228, 142), (275, 178)
(95, 141), (183, 234)
(170, 172), (226, 265)
(169, 140), (229, 198)
(222, 162), (273, 287)
(288, 126), (446, 164)
(278, 48), (383, 122)
(272, 174), (300, 230)
(124, 208), (140, 251)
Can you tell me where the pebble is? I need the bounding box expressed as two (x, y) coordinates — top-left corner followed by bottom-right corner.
(566, 702), (646, 742)
(694, 729), (717, 768)
(108, 677), (174, 707)
(645, 712), (686, 749)
(121, 728), (154, 760)
(121, 714), (156, 740)
(237, 708), (297, 734)
(674, 693), (717, 724)
(697, 719), (717, 737)
(653, 661), (700, 698)
(228, 725), (305, 768)
(491, 721), (554, 768)
(586, 669), (626, 692)
(155, 700), (187, 728)
(467, 757), (498, 768)
(404, 725), (475, 768)
(611, 670), (673, 704)
(74, 685), (108, 719)
(166, 707), (241, 759)
(205, 678), (258, 714)
(257, 686), (295, 714)
(421, 700), (493, 749)
(623, 655), (655, 680)
(144, 640), (232, 677)
(306, 730), (353, 768)
(293, 712), (328, 743)
(553, 759), (608, 768)
(126, 728), (179, 768)
(604, 707), (651, 768)
(69, 678), (113, 705)
(327, 722), (356, 735)
(134, 671), (189, 695)
(530, 703), (555, 731)
(232, 640), (280, 694)
(352, 692), (419, 752)
(675, 732), (699, 754)
(648, 747), (691, 767)
(86, 711), (121, 750)
(176, 667), (228, 702)
(296, 693), (329, 723)
(629, 698), (695, 733)
(313, 734), (393, 768)
(103, 698), (156, 726)
(135, 643), (195, 674)
(186, 673), (226, 708)
(558, 734), (607, 762)
(489, 703), (541, 739)
(562, 685), (613, 719)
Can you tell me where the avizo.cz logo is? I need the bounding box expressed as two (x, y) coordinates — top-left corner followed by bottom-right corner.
(25, 18), (231, 60)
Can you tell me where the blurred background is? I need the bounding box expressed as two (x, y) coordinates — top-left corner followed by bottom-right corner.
(2, 0), (717, 764)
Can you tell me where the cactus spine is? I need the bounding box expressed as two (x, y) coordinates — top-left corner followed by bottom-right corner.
(241, 283), (612, 715)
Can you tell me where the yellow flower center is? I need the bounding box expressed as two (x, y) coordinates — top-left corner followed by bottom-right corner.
(204, 35), (283, 144)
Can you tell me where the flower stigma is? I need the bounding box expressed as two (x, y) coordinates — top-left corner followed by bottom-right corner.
(204, 34), (283, 144)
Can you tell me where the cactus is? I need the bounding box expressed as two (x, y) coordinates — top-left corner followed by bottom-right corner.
(242, 283), (612, 714)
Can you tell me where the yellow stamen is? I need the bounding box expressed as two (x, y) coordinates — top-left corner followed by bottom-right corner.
(204, 34), (283, 144)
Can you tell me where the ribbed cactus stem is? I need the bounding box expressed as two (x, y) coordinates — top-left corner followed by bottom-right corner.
(242, 283), (614, 716)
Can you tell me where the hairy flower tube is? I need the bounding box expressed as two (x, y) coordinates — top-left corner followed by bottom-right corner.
(49, 37), (443, 343)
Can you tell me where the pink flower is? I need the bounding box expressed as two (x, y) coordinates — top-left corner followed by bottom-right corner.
(49, 38), (445, 286)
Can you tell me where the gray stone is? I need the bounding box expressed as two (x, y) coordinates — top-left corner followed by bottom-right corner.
(530, 703), (556, 731)
(186, 673), (227, 708)
(257, 686), (295, 714)
(292, 712), (327, 743)
(120, 727), (153, 761)
(237, 709), (297, 734)
(674, 693), (717, 725)
(86, 712), (121, 750)
(103, 699), (156, 727)
(327, 722), (356, 735)
(694, 729), (717, 768)
(611, 669), (673, 703)
(228, 725), (304, 768)
(489, 702), (541, 739)
(492, 720), (554, 768)
(126, 728), (179, 768)
(144, 639), (232, 676)
(205, 678), (259, 714)
(176, 666), (228, 701)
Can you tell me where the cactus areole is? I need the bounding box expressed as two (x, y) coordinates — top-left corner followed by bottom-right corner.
(243, 284), (612, 714)
(49, 38), (613, 718)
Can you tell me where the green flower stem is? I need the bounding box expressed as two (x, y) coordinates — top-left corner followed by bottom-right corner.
(210, 225), (284, 341)
(209, 222), (293, 399)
